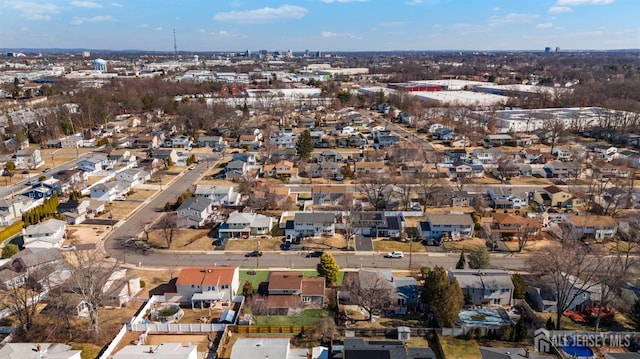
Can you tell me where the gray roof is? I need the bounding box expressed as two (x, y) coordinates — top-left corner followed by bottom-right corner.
(449, 269), (514, 291)
(177, 197), (212, 212)
(343, 338), (436, 359)
(479, 347), (554, 359)
(428, 214), (474, 226)
(295, 212), (335, 224)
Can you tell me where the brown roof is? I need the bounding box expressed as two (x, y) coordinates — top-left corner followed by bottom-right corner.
(267, 294), (301, 309)
(568, 215), (617, 228)
(313, 184), (347, 194)
(176, 267), (237, 286)
(492, 213), (523, 225)
(301, 277), (325, 296)
(268, 271), (303, 291)
(543, 185), (565, 194)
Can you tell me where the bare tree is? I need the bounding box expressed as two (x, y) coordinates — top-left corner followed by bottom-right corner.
(527, 239), (603, 330)
(515, 217), (541, 252)
(158, 214), (177, 249)
(357, 172), (396, 211)
(68, 250), (121, 341)
(6, 277), (41, 335)
(341, 271), (394, 321)
(415, 168), (445, 206)
(494, 153), (519, 182)
(395, 174), (415, 211)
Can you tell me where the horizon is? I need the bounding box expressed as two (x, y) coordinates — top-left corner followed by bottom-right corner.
(1, 0), (638, 52)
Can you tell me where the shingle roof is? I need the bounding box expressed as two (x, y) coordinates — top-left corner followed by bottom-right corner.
(176, 267), (237, 286)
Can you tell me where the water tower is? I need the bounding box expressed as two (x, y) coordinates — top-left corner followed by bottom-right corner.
(93, 58), (107, 72)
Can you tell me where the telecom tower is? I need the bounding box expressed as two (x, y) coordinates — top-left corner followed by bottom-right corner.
(173, 29), (178, 59)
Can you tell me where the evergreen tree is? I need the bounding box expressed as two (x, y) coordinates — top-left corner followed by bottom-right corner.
(467, 246), (491, 269)
(242, 281), (254, 297)
(296, 129), (313, 161)
(511, 274), (526, 299)
(456, 249), (466, 269)
(514, 317), (527, 342)
(421, 266), (464, 327)
(1, 244), (19, 259)
(317, 252), (340, 286)
(545, 317), (555, 330)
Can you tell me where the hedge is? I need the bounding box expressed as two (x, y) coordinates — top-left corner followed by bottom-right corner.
(0, 221), (24, 243)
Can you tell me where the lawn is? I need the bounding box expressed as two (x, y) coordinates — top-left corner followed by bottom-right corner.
(536, 311), (633, 332)
(442, 237), (487, 251)
(225, 238), (282, 251)
(147, 229), (212, 250)
(125, 188), (158, 201)
(439, 336), (481, 359)
(373, 239), (427, 252)
(239, 269), (344, 290)
(254, 309), (334, 326)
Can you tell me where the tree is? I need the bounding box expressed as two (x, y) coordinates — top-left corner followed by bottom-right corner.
(456, 249), (466, 269)
(68, 250), (121, 341)
(511, 274), (526, 299)
(467, 246), (491, 269)
(515, 218), (540, 252)
(158, 214), (177, 249)
(242, 281), (254, 297)
(527, 239), (603, 330)
(310, 317), (337, 344)
(317, 252), (340, 286)
(357, 173), (396, 211)
(6, 277), (41, 336)
(342, 271), (394, 321)
(630, 298), (640, 330)
(296, 129), (312, 161)
(421, 266), (463, 327)
(166, 156), (173, 167)
(2, 243), (19, 258)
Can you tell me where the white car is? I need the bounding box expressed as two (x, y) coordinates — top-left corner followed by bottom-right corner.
(60, 245), (76, 251)
(385, 251), (404, 258)
(114, 196), (126, 201)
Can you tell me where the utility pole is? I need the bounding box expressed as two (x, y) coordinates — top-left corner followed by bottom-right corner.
(173, 29), (178, 59)
(408, 236), (413, 270)
(256, 241), (260, 268)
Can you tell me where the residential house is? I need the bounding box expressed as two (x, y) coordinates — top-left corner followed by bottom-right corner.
(263, 160), (296, 178)
(132, 135), (159, 149)
(107, 149), (135, 167)
(14, 148), (44, 170)
(452, 191), (474, 207)
(116, 168), (150, 187)
(341, 338), (436, 359)
(290, 212), (336, 238)
(0, 248), (66, 290)
(171, 135), (192, 149)
(238, 134), (260, 148)
(312, 185), (352, 206)
(368, 270), (420, 314)
(176, 197), (214, 228)
(198, 135), (226, 149)
(543, 161), (582, 179)
(194, 185), (240, 206)
(0, 343), (82, 359)
(22, 218), (67, 249)
(60, 135), (83, 149)
(270, 133), (297, 149)
(483, 134), (513, 147)
(308, 161), (341, 179)
(565, 215), (618, 241)
(489, 213), (541, 240)
(551, 147), (573, 161)
(231, 338), (307, 359)
(444, 149), (470, 164)
(314, 150), (343, 163)
(54, 169), (88, 191)
(472, 149), (497, 166)
(354, 212), (404, 239)
(218, 212), (275, 238)
(113, 343), (197, 359)
(448, 162), (485, 179)
(151, 149), (178, 166)
(0, 196), (34, 226)
(266, 271), (325, 315)
(433, 127), (454, 141)
(592, 144), (618, 161)
(354, 161), (386, 177)
(487, 187), (529, 209)
(224, 160), (248, 180)
(57, 200), (90, 225)
(174, 266), (240, 308)
(77, 155), (108, 173)
(449, 269), (514, 307)
(419, 214), (474, 242)
(533, 185), (576, 208)
(90, 181), (129, 202)
(527, 273), (602, 313)
(21, 183), (56, 201)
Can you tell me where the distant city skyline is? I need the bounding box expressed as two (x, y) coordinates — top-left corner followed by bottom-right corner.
(1, 0), (638, 52)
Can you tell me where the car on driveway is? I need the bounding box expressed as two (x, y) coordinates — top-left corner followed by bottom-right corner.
(281, 242), (291, 251)
(385, 251), (404, 258)
(245, 250), (263, 257)
(305, 250), (324, 258)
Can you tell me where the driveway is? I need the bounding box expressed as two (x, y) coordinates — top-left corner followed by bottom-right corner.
(354, 234), (373, 252)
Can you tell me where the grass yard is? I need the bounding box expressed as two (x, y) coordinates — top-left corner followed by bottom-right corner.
(254, 309), (334, 326)
(373, 239), (427, 252)
(439, 336), (481, 359)
(70, 343), (102, 359)
(125, 188), (158, 200)
(147, 229), (212, 250)
(239, 269), (344, 290)
(442, 237), (487, 251)
(98, 201), (140, 220)
(225, 238), (282, 251)
(536, 311), (633, 332)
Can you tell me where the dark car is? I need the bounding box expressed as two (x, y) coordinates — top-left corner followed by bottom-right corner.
(305, 250), (324, 258)
(281, 242), (291, 251)
(245, 250), (263, 257)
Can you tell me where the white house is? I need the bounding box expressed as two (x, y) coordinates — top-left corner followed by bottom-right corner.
(176, 197), (214, 228)
(565, 215), (618, 241)
(0, 343), (81, 359)
(218, 212), (275, 238)
(14, 149), (44, 170)
(22, 218), (67, 249)
(90, 181), (129, 202)
(0, 196), (34, 226)
(172, 135), (192, 149)
(290, 212), (336, 238)
(175, 266), (240, 308)
(449, 269), (514, 307)
(419, 214), (474, 242)
(113, 343), (197, 359)
(194, 185), (240, 206)
(116, 168), (150, 187)
(78, 155), (108, 173)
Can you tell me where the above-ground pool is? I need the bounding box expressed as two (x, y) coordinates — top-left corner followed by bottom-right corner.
(562, 337), (596, 359)
(457, 308), (514, 327)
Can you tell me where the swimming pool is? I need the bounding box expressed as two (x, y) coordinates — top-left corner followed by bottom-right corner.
(457, 308), (514, 327)
(562, 337), (596, 359)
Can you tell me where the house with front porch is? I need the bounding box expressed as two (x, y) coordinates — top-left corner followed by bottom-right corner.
(487, 187), (528, 209)
(449, 269), (514, 307)
(174, 266), (240, 309)
(419, 214), (474, 243)
(218, 212), (275, 238)
(22, 218), (67, 249)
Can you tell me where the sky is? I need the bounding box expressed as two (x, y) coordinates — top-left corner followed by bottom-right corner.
(1, 0), (638, 52)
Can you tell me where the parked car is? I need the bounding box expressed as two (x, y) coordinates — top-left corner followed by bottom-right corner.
(60, 245), (76, 251)
(305, 250), (324, 258)
(385, 251), (404, 258)
(114, 196), (126, 201)
(245, 250), (263, 257)
(189, 165), (196, 170)
(281, 242), (291, 251)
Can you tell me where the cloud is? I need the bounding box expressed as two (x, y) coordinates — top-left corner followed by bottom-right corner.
(377, 21), (409, 27)
(556, 0), (613, 5)
(320, 0), (368, 3)
(70, 15), (115, 25)
(321, 31), (361, 39)
(213, 5), (307, 23)
(4, 1), (60, 20)
(111, 2), (123, 7)
(152, 27), (162, 31)
(548, 6), (573, 13)
(70, 1), (102, 8)
(537, 22), (554, 28)
(211, 30), (237, 37)
(138, 24), (149, 28)
(405, 0), (422, 5)
(492, 7), (501, 11)
(488, 13), (540, 27)
(20, 26), (29, 31)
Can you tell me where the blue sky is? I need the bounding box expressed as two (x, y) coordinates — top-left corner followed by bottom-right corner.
(1, 0), (638, 52)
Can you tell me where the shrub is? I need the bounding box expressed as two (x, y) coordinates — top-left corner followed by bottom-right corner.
(140, 280), (146, 288)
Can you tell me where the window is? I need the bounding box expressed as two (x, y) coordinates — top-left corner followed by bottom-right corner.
(222, 284), (229, 289)
(302, 296), (311, 303)
(493, 298), (501, 305)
